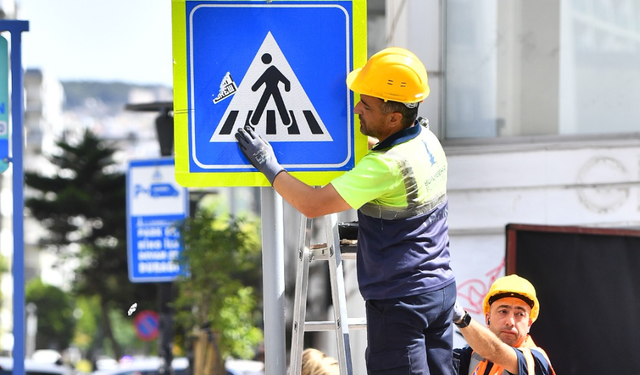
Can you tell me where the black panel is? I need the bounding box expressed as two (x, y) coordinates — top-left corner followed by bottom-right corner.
(511, 228), (640, 375)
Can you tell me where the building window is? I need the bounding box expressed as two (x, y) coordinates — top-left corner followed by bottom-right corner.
(445, 0), (640, 139)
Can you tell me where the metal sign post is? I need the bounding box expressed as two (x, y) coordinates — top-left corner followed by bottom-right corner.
(0, 19), (29, 375)
(127, 157), (188, 375)
(259, 188), (286, 374)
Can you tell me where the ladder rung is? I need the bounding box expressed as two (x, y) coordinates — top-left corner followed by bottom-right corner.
(303, 318), (367, 332)
(310, 248), (356, 261)
(310, 240), (357, 252)
(310, 242), (357, 261)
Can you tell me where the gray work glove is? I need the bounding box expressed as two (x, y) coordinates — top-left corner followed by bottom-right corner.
(235, 124), (285, 185)
(452, 301), (466, 323)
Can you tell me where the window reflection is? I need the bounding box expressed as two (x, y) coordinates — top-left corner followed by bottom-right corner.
(445, 0), (640, 139)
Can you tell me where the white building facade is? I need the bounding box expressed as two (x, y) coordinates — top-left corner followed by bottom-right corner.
(313, 1), (640, 372)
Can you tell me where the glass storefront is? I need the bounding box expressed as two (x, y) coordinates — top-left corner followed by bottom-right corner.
(445, 0), (640, 139)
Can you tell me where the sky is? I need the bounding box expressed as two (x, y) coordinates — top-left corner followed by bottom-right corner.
(17, 0), (174, 87)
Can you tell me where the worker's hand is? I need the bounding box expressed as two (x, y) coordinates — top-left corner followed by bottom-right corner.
(235, 124), (285, 185)
(452, 301), (466, 324)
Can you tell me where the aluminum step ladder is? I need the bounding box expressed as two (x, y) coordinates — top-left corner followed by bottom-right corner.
(289, 214), (366, 375)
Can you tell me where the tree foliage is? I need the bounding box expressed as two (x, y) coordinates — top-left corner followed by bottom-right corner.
(24, 130), (156, 359)
(174, 209), (263, 364)
(25, 278), (76, 350)
(0, 255), (7, 310)
(72, 296), (100, 352)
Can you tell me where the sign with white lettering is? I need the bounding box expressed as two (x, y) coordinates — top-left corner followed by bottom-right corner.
(126, 158), (189, 282)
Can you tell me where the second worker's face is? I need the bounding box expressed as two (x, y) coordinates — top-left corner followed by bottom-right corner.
(486, 297), (533, 347)
(353, 94), (391, 140)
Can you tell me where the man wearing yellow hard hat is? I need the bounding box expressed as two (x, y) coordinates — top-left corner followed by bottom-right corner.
(452, 274), (556, 375)
(237, 47), (456, 374)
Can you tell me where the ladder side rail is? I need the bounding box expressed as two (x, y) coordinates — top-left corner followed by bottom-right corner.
(289, 216), (313, 375)
(325, 214), (354, 375)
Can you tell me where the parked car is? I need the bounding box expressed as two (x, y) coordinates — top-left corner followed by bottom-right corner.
(224, 359), (264, 375)
(0, 356), (74, 375)
(90, 357), (263, 375)
(91, 357), (187, 375)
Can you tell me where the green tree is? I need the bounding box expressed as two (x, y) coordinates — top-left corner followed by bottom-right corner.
(24, 130), (156, 360)
(174, 209), (263, 374)
(25, 278), (76, 350)
(0, 255), (7, 310)
(72, 296), (100, 353)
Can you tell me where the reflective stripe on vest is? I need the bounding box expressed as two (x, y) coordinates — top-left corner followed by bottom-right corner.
(359, 145), (447, 220)
(469, 336), (557, 375)
(471, 349), (535, 375)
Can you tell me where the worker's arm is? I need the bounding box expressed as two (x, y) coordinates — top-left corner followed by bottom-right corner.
(235, 125), (352, 218)
(272, 173), (351, 218)
(454, 305), (519, 374)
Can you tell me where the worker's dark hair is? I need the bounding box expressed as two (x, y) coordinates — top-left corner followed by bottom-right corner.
(380, 100), (420, 128)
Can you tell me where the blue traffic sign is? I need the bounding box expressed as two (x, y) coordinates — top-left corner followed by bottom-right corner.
(172, 0), (368, 187)
(0, 36), (9, 173)
(126, 158), (189, 283)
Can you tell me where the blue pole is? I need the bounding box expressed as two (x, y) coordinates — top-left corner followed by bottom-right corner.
(0, 19), (29, 375)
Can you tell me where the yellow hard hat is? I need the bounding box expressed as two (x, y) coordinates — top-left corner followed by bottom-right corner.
(483, 274), (540, 322)
(346, 47), (430, 104)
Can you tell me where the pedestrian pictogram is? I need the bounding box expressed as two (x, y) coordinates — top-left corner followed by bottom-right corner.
(252, 52), (290, 126)
(210, 32), (332, 143)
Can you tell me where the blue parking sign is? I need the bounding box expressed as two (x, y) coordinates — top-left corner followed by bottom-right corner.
(172, 0), (368, 187)
(127, 158), (189, 282)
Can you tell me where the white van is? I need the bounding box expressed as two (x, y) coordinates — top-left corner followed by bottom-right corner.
(0, 357), (74, 375)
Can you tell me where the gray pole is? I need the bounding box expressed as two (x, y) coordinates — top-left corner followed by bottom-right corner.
(25, 303), (37, 358)
(156, 108), (174, 375)
(260, 187), (286, 375)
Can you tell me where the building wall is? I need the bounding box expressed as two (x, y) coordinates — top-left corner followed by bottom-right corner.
(311, 1), (640, 371)
(402, 0), (640, 351)
(446, 136), (640, 349)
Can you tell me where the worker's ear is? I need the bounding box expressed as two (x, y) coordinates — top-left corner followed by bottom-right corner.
(387, 111), (403, 127)
(485, 314), (491, 326)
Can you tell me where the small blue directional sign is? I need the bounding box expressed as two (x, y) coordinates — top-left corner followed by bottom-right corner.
(127, 158), (189, 283)
(0, 36), (9, 173)
(172, 0), (368, 187)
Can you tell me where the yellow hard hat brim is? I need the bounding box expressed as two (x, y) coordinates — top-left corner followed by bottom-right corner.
(346, 67), (362, 92)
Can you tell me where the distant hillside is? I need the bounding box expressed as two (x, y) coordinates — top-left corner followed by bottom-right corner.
(61, 81), (170, 111)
